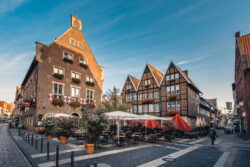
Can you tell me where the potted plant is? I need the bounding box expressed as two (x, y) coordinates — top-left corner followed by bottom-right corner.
(72, 78), (81, 83)
(81, 109), (108, 154)
(69, 101), (81, 108)
(42, 117), (55, 139)
(168, 110), (179, 115)
(52, 98), (64, 107)
(162, 120), (176, 142)
(54, 117), (75, 144)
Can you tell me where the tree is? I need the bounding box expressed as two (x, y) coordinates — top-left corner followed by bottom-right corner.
(102, 86), (131, 112)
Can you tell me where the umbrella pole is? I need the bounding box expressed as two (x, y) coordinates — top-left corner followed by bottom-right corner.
(117, 118), (120, 144)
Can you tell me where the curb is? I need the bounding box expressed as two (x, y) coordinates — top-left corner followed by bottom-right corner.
(7, 127), (33, 167)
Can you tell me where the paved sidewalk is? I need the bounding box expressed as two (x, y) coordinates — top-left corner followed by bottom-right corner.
(0, 123), (31, 167)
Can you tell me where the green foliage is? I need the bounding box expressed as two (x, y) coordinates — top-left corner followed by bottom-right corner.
(102, 86), (131, 112)
(42, 117), (55, 136)
(81, 109), (108, 144)
(54, 117), (77, 138)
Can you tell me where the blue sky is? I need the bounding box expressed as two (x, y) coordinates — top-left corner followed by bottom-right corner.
(1, 0), (250, 109)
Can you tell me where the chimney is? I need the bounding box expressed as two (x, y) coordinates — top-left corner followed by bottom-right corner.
(235, 31), (240, 38)
(183, 70), (188, 76)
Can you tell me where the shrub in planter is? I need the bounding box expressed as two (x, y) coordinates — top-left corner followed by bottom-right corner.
(52, 98), (64, 107)
(42, 117), (55, 138)
(86, 81), (95, 86)
(72, 78), (81, 83)
(86, 103), (95, 109)
(80, 63), (88, 69)
(167, 94), (177, 100)
(53, 73), (64, 79)
(141, 98), (154, 104)
(69, 101), (81, 108)
(63, 57), (73, 64)
(162, 120), (176, 141)
(81, 109), (108, 154)
(168, 110), (179, 115)
(54, 117), (76, 144)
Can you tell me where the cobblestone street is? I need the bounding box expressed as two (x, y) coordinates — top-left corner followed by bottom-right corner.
(5, 127), (250, 167)
(0, 123), (31, 167)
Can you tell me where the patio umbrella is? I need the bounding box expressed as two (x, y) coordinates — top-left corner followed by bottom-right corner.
(46, 113), (73, 118)
(142, 120), (163, 129)
(172, 114), (192, 131)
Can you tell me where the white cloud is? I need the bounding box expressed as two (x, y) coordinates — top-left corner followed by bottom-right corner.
(177, 55), (211, 65)
(0, 0), (25, 14)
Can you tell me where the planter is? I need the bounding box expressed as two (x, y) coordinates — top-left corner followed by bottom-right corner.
(141, 99), (154, 104)
(72, 78), (81, 84)
(54, 73), (64, 79)
(52, 98), (64, 106)
(69, 101), (81, 108)
(167, 94), (177, 100)
(86, 103), (95, 108)
(80, 63), (88, 69)
(85, 144), (95, 154)
(47, 134), (53, 139)
(63, 57), (73, 64)
(60, 136), (67, 144)
(86, 81), (95, 86)
(168, 110), (178, 115)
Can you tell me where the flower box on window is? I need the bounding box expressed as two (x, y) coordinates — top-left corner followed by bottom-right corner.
(54, 73), (64, 79)
(141, 98), (154, 104)
(168, 110), (179, 115)
(63, 57), (73, 64)
(80, 63), (88, 69)
(52, 98), (64, 107)
(86, 81), (95, 86)
(145, 85), (150, 88)
(69, 101), (81, 108)
(72, 78), (81, 84)
(86, 103), (95, 108)
(167, 94), (177, 100)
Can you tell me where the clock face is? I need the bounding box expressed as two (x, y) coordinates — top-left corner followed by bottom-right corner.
(71, 15), (82, 31)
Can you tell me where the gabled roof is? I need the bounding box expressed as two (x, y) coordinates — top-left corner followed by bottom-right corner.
(160, 61), (201, 93)
(147, 64), (164, 85)
(129, 75), (140, 90)
(237, 34), (250, 68)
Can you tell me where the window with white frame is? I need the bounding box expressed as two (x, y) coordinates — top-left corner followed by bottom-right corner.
(148, 92), (153, 99)
(154, 103), (160, 112)
(171, 85), (175, 94)
(80, 58), (87, 65)
(154, 91), (159, 98)
(126, 84), (132, 90)
(70, 39), (75, 46)
(126, 93), (132, 102)
(171, 101), (176, 110)
(166, 84), (180, 95)
(86, 90), (94, 103)
(171, 74), (175, 80)
(142, 93), (147, 99)
(149, 104), (154, 112)
(72, 72), (80, 79)
(64, 52), (73, 60)
(133, 93), (137, 100)
(176, 85), (180, 94)
(71, 87), (79, 97)
(86, 76), (94, 83)
(53, 83), (63, 99)
(166, 86), (171, 95)
(143, 104), (148, 113)
(54, 67), (63, 75)
(133, 105), (137, 113)
(167, 102), (171, 110)
(78, 42), (82, 49)
(138, 105), (142, 113)
(175, 73), (179, 79)
(144, 79), (151, 86)
(166, 75), (170, 81)
(176, 101), (180, 110)
(138, 94), (142, 100)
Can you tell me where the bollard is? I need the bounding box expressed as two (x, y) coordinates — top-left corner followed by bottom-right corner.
(47, 141), (50, 160)
(56, 145), (59, 167)
(31, 134), (34, 146)
(94, 161), (97, 167)
(71, 151), (74, 167)
(35, 136), (38, 150)
(41, 138), (43, 153)
(28, 132), (30, 143)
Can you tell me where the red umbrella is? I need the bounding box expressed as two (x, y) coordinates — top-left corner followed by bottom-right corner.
(172, 114), (192, 131)
(143, 120), (163, 129)
(129, 120), (134, 127)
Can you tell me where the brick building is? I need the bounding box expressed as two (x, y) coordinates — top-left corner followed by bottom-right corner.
(233, 32), (250, 138)
(14, 15), (104, 131)
(122, 61), (216, 128)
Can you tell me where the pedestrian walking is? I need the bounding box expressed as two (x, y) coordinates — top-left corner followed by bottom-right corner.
(209, 127), (217, 145)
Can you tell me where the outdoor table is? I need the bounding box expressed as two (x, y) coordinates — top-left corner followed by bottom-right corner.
(116, 136), (125, 146)
(131, 134), (139, 144)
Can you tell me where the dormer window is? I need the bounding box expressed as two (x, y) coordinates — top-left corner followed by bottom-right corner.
(63, 52), (73, 63)
(144, 79), (151, 86)
(78, 42), (83, 49)
(70, 39), (75, 46)
(126, 85), (132, 90)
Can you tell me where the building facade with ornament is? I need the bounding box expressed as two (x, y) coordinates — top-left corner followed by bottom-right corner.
(122, 61), (217, 128)
(14, 15), (104, 131)
(233, 32), (250, 139)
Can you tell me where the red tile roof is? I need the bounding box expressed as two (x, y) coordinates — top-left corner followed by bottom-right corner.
(147, 64), (164, 85)
(129, 75), (140, 89)
(239, 34), (250, 68)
